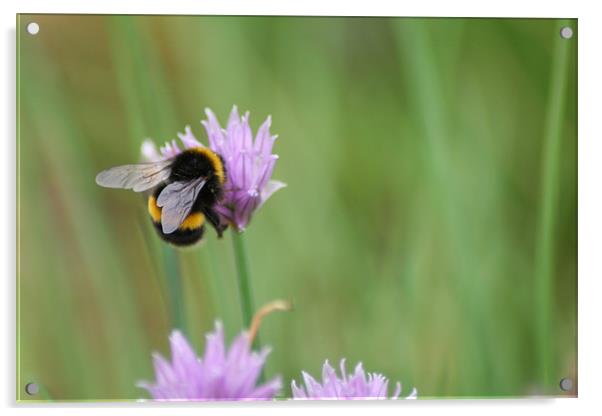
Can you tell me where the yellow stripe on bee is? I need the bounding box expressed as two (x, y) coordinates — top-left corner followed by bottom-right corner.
(148, 196), (205, 230)
(179, 212), (205, 230)
(148, 195), (162, 223)
(190, 147), (225, 185)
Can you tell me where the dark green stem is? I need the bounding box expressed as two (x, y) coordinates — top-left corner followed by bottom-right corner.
(230, 229), (266, 384)
(231, 230), (261, 347)
(231, 231), (254, 324)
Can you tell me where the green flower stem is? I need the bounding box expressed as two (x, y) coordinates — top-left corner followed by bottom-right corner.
(163, 246), (187, 334)
(230, 229), (266, 384)
(534, 20), (572, 389)
(231, 230), (260, 347)
(231, 230), (255, 325)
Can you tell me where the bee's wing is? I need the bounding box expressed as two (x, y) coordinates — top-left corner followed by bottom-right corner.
(156, 177), (208, 234)
(95, 159), (172, 192)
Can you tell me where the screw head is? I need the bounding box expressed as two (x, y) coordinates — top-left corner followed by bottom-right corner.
(559, 378), (573, 392)
(25, 382), (39, 396)
(26, 22), (40, 35)
(560, 26), (573, 39)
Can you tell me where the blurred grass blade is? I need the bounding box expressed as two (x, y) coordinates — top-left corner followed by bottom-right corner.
(163, 246), (188, 334)
(393, 19), (491, 392)
(534, 20), (572, 389)
(111, 15), (189, 334)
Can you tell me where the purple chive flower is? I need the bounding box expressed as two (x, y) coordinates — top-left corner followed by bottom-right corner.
(140, 106), (285, 231)
(140, 125), (203, 163)
(291, 359), (417, 400)
(138, 322), (281, 401)
(202, 106), (286, 231)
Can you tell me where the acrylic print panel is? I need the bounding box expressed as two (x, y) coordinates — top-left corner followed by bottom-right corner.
(16, 14), (577, 401)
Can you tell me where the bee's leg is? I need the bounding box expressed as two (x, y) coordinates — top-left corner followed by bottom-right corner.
(203, 206), (228, 238)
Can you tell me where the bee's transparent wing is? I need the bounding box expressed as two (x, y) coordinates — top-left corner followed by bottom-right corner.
(95, 159), (172, 192)
(156, 177), (208, 234)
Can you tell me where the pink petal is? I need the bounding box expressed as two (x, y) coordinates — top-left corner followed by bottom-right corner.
(258, 180), (287, 211)
(177, 125), (202, 149)
(291, 380), (307, 399)
(140, 139), (161, 162)
(392, 382), (401, 399)
(246, 376), (282, 399)
(253, 116), (273, 155)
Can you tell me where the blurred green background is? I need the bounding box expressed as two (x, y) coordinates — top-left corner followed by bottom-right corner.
(17, 15), (577, 400)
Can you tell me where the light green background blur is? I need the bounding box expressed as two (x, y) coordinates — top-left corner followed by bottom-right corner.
(17, 15), (577, 400)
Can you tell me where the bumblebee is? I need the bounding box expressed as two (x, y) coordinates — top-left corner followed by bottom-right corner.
(96, 147), (227, 246)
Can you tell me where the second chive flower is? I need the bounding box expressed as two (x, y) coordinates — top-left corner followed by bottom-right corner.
(292, 359), (417, 400)
(138, 322), (281, 400)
